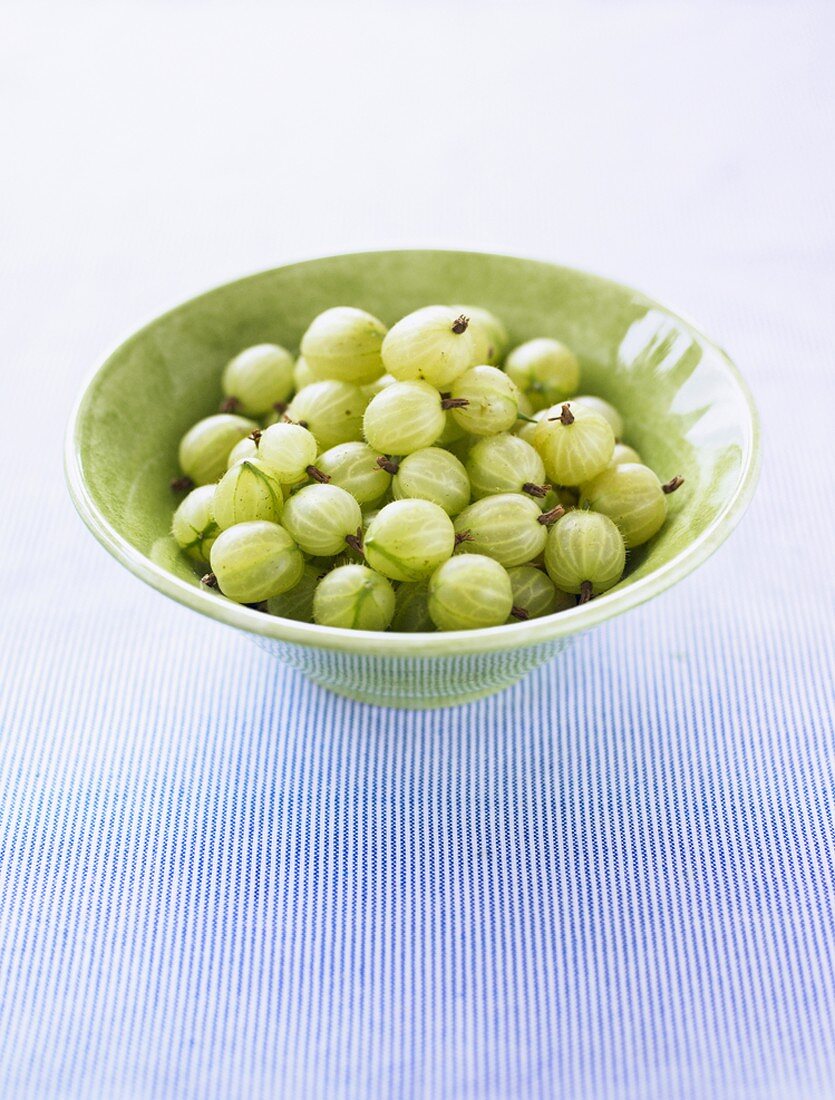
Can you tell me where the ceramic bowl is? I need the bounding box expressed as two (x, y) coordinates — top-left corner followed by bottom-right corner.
(66, 250), (760, 708)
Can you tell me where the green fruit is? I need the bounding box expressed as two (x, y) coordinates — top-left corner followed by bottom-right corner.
(301, 306), (387, 384)
(212, 459), (284, 530)
(222, 344), (294, 416)
(315, 441), (392, 504)
(505, 338), (580, 411)
(532, 402), (614, 485)
(208, 520), (304, 603)
(449, 365), (521, 436)
(453, 492), (563, 567)
(580, 462), (682, 547)
(449, 304), (508, 365)
(466, 433), (548, 499)
(364, 499), (455, 581)
(363, 381), (447, 455)
(506, 564), (573, 621)
(573, 394), (624, 438)
(178, 414), (259, 486)
(428, 554), (513, 631)
(171, 485), (219, 563)
(391, 447), (471, 515)
(282, 483), (363, 557)
(286, 380), (368, 450)
(544, 510), (626, 600)
(313, 564), (395, 631)
(382, 305), (476, 388)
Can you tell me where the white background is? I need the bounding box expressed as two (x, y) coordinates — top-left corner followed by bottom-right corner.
(4, 1), (833, 338)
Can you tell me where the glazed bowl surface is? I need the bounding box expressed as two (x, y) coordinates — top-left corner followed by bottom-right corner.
(66, 250), (759, 707)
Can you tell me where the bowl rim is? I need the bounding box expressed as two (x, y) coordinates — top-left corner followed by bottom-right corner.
(65, 248), (761, 658)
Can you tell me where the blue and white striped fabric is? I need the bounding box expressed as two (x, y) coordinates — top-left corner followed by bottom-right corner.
(1, 3), (833, 1098)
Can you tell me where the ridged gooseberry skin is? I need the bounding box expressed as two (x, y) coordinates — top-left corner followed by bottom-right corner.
(209, 521), (304, 603)
(611, 442), (642, 466)
(362, 381), (446, 455)
(391, 448), (471, 516)
(453, 493), (550, 567)
(171, 485), (219, 564)
(515, 408), (548, 447)
(579, 462), (669, 548)
(257, 422), (319, 484)
(212, 459), (284, 531)
(221, 344), (295, 416)
(361, 373), (397, 400)
(313, 565), (396, 631)
(572, 394), (624, 439)
(281, 484), (363, 557)
(315, 441), (392, 505)
(391, 581), (435, 632)
(504, 338), (580, 411)
(466, 433), (548, 499)
(428, 554), (513, 631)
(449, 366), (521, 436)
(506, 564), (573, 621)
(266, 561), (321, 623)
(226, 434), (258, 470)
(300, 307), (387, 385)
(544, 510), (626, 595)
(293, 356), (316, 393)
(286, 380), (368, 450)
(449, 304), (509, 366)
(178, 414), (260, 486)
(381, 305), (476, 388)
(363, 499), (455, 582)
(532, 402), (615, 485)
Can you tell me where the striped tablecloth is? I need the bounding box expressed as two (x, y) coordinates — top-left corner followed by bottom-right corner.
(1, 3), (833, 1097)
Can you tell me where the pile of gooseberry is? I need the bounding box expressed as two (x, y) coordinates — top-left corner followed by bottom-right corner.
(170, 303), (683, 631)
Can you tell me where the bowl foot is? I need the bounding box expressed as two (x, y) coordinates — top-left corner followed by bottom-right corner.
(304, 675), (523, 710)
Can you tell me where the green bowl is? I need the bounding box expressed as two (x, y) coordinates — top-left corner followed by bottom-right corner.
(65, 250), (760, 708)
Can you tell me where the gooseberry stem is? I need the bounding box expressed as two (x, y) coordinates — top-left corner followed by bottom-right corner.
(201, 572), (218, 588)
(510, 605), (530, 621)
(170, 475), (194, 492)
(516, 413), (538, 423)
(440, 395), (469, 410)
(451, 314), (469, 334)
(249, 429), (262, 446)
(537, 504), (566, 525)
(579, 580), (593, 604)
(273, 401), (288, 415)
(219, 396), (239, 413)
(376, 456), (400, 475)
(282, 414), (309, 429)
(345, 528), (364, 555)
(306, 465), (331, 483)
(662, 475), (685, 494)
(454, 530), (474, 546)
(522, 482), (551, 499)
(552, 403), (574, 425)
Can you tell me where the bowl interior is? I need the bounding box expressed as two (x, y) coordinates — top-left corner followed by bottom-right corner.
(70, 250), (757, 653)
